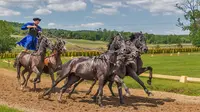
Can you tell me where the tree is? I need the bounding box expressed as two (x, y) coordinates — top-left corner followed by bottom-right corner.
(0, 20), (17, 53)
(176, 0), (200, 46)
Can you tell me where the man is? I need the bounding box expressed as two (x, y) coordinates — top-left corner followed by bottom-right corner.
(17, 18), (42, 52)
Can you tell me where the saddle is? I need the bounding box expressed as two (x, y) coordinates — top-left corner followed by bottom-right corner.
(44, 58), (49, 66)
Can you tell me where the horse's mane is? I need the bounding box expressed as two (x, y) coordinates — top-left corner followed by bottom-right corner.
(129, 32), (142, 41)
(107, 36), (115, 50)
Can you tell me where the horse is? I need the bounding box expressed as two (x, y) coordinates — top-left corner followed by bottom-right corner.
(42, 38), (66, 88)
(71, 32), (153, 98)
(40, 34), (127, 106)
(13, 36), (53, 91)
(106, 32), (153, 97)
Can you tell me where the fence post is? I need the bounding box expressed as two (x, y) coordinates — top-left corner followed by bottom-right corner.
(180, 76), (187, 83)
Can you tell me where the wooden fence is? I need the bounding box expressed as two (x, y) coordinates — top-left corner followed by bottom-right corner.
(141, 73), (200, 83)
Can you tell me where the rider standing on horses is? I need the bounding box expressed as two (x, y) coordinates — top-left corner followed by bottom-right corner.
(17, 18), (42, 52)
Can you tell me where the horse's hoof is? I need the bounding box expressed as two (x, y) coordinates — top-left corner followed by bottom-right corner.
(68, 95), (72, 99)
(111, 94), (116, 97)
(29, 79), (34, 83)
(38, 94), (44, 99)
(44, 95), (51, 100)
(35, 80), (41, 83)
(147, 80), (152, 85)
(120, 101), (125, 105)
(147, 92), (154, 97)
(58, 99), (63, 103)
(99, 104), (103, 107)
(125, 93), (130, 97)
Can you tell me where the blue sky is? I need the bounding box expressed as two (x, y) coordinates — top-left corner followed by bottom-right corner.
(0, 0), (189, 35)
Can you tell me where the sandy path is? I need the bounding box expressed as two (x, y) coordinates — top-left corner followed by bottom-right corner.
(0, 68), (200, 112)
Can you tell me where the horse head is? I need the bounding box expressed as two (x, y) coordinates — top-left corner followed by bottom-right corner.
(54, 38), (66, 53)
(39, 36), (53, 51)
(108, 33), (126, 54)
(130, 32), (148, 53)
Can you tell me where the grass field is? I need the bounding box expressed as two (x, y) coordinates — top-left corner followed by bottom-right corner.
(124, 77), (200, 96)
(12, 39), (108, 52)
(1, 53), (200, 77)
(141, 53), (200, 77)
(11, 35), (194, 52)
(0, 105), (22, 112)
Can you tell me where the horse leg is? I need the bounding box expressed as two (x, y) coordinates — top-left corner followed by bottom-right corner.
(58, 75), (80, 102)
(127, 66), (152, 96)
(86, 80), (97, 95)
(137, 66), (153, 85)
(113, 75), (124, 104)
(23, 71), (33, 89)
(49, 69), (55, 92)
(108, 81), (115, 96)
(41, 72), (68, 98)
(96, 75), (106, 107)
(16, 64), (21, 85)
(68, 78), (84, 98)
(108, 78), (130, 97)
(31, 66), (42, 91)
(20, 69), (28, 86)
(92, 79), (107, 102)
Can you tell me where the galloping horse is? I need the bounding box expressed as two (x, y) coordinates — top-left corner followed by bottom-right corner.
(14, 36), (53, 91)
(73, 32), (153, 98)
(40, 34), (127, 106)
(42, 38), (66, 88)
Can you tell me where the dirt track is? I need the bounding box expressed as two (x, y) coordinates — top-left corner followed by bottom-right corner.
(0, 68), (200, 112)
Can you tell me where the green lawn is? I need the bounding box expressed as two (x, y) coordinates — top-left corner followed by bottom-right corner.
(141, 53), (200, 77)
(124, 77), (200, 96)
(12, 37), (108, 52)
(2, 53), (200, 78)
(0, 105), (22, 112)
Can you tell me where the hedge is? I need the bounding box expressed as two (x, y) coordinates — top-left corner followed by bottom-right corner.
(0, 47), (200, 59)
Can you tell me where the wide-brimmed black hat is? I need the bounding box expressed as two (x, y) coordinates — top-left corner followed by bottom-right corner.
(33, 18), (41, 21)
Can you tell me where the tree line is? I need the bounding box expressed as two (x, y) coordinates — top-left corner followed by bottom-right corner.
(9, 21), (191, 44)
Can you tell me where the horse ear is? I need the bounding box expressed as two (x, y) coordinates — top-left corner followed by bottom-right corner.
(63, 40), (66, 45)
(130, 33), (135, 41)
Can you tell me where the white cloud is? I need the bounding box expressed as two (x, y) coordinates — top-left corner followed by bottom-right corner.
(90, 0), (184, 15)
(34, 8), (52, 15)
(47, 22), (104, 30)
(47, 0), (86, 12)
(90, 0), (124, 15)
(90, 0), (127, 8)
(93, 7), (118, 15)
(64, 22), (104, 29)
(126, 0), (184, 15)
(85, 16), (96, 19)
(0, 0), (40, 9)
(0, 7), (20, 16)
(0, 1), (7, 6)
(48, 22), (56, 28)
(80, 22), (104, 27)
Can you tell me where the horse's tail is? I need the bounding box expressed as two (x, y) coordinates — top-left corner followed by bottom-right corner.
(13, 59), (17, 68)
(13, 53), (22, 68)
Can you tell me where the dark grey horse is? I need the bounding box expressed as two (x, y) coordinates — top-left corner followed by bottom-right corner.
(14, 36), (53, 91)
(40, 34), (127, 106)
(70, 32), (153, 98)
